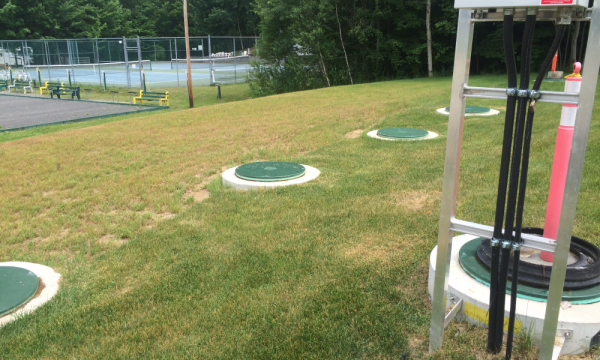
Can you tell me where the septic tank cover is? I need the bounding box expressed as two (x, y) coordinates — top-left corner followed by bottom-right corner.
(235, 161), (306, 182)
(376, 127), (429, 139)
(445, 106), (491, 114)
(0, 266), (39, 316)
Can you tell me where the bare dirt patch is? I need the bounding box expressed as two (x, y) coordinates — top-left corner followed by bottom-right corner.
(345, 129), (364, 139)
(187, 189), (210, 202)
(185, 173), (218, 203)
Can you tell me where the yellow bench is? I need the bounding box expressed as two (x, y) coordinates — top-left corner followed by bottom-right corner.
(133, 90), (169, 106)
(40, 81), (64, 95)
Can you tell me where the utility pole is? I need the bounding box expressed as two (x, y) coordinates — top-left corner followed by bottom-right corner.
(183, 0), (194, 108)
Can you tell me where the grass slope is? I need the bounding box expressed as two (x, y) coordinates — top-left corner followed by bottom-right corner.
(0, 75), (599, 359)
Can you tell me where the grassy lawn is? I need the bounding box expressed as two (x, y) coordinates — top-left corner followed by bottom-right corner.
(0, 75), (599, 359)
(0, 83), (252, 143)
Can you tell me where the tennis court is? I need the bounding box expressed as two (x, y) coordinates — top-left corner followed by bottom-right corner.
(0, 94), (162, 131)
(15, 57), (252, 88)
(1, 36), (258, 89)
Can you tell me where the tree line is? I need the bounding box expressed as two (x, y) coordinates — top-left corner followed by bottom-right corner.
(251, 0), (591, 95)
(1, 0), (591, 95)
(0, 0), (258, 39)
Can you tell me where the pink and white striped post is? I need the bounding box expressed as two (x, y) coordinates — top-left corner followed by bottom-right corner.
(541, 62), (582, 262)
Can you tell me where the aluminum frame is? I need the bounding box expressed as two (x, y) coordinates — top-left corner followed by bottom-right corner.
(428, 4), (600, 359)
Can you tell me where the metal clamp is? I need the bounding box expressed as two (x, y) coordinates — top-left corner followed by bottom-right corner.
(502, 240), (513, 249)
(517, 89), (529, 98)
(530, 90), (541, 100)
(557, 8), (573, 25)
(512, 242), (523, 251)
(506, 88), (518, 97)
(490, 238), (501, 247)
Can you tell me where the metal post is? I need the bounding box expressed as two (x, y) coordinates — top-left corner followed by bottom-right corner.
(21, 41), (25, 68)
(428, 9), (474, 352)
(233, 37), (236, 83)
(45, 41), (52, 82)
(123, 37), (131, 88)
(108, 40), (112, 62)
(137, 36), (143, 88)
(202, 39), (205, 58)
(208, 35), (212, 81)
(68, 40), (76, 83)
(539, 5), (600, 358)
(96, 39), (102, 85)
(175, 38), (180, 86)
(169, 38), (173, 62)
(23, 40), (29, 67)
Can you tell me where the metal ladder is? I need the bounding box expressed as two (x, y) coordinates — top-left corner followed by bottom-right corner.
(428, 4), (600, 359)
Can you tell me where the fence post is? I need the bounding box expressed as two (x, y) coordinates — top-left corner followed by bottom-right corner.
(45, 41), (52, 82)
(96, 39), (102, 85)
(123, 37), (131, 88)
(175, 38), (180, 86)
(67, 40), (77, 83)
(208, 35), (212, 83)
(233, 37), (236, 83)
(137, 36), (143, 89)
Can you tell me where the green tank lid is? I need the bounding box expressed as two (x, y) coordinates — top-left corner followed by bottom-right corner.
(445, 105), (491, 114)
(376, 127), (429, 139)
(235, 161), (306, 182)
(459, 239), (600, 304)
(0, 266), (39, 316)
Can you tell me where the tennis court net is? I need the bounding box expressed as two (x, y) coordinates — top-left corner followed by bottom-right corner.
(25, 60), (152, 78)
(170, 55), (250, 70)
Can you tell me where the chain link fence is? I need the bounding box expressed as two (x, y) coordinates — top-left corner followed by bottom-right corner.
(0, 36), (259, 89)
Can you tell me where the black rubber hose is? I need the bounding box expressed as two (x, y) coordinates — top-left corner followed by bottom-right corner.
(496, 14), (537, 353)
(495, 245), (513, 352)
(514, 24), (568, 245)
(505, 25), (567, 360)
(488, 243), (501, 352)
(505, 249), (521, 359)
(504, 14), (537, 239)
(488, 14), (517, 353)
(493, 14), (518, 241)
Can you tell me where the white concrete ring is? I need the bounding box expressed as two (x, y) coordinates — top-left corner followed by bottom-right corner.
(367, 130), (439, 141)
(0, 261), (61, 327)
(428, 235), (600, 355)
(436, 108), (500, 116)
(222, 164), (320, 190)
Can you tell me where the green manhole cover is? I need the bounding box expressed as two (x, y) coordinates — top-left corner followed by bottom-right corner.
(445, 106), (491, 114)
(376, 127), (429, 139)
(235, 161), (306, 182)
(0, 266), (39, 316)
(459, 239), (600, 304)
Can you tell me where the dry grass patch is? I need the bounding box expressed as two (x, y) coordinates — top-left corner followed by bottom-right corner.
(98, 234), (127, 247)
(392, 190), (441, 212)
(343, 234), (419, 265)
